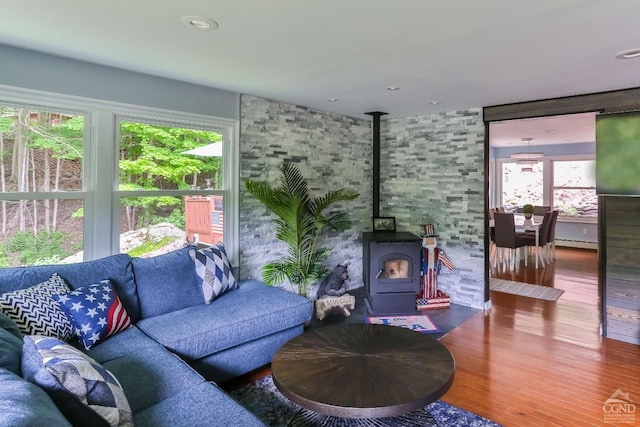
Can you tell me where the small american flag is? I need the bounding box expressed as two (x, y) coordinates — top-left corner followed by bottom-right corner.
(438, 250), (455, 271)
(55, 280), (131, 349)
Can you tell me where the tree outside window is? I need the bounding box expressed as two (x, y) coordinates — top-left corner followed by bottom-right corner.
(553, 160), (597, 217)
(501, 161), (543, 211)
(0, 106), (85, 267)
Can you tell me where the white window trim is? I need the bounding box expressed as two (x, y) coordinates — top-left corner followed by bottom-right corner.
(496, 153), (597, 223)
(0, 84), (240, 265)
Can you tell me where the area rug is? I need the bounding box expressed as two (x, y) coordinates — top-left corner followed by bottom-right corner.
(230, 374), (502, 427)
(365, 314), (441, 334)
(490, 278), (565, 302)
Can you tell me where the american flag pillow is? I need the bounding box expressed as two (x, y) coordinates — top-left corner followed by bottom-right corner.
(53, 280), (131, 350)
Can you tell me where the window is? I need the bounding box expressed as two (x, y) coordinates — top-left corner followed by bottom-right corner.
(0, 86), (238, 267)
(500, 161), (543, 211)
(552, 160), (597, 217)
(117, 119), (227, 251)
(0, 104), (86, 267)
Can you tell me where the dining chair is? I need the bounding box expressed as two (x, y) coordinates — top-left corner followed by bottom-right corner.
(520, 210), (553, 267)
(492, 212), (529, 271)
(534, 205), (551, 216)
(546, 209), (560, 260)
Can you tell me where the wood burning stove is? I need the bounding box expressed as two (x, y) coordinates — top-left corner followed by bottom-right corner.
(363, 231), (421, 314)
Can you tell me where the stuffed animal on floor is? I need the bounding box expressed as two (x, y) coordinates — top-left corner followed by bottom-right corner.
(316, 264), (349, 298)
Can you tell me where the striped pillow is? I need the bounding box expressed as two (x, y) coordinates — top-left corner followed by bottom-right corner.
(0, 273), (76, 341)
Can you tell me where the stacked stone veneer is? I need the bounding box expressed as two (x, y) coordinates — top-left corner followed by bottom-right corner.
(381, 111), (486, 308)
(239, 94), (486, 308)
(239, 95), (372, 297)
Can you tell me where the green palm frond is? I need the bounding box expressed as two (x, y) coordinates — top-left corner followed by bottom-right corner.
(245, 160), (359, 296)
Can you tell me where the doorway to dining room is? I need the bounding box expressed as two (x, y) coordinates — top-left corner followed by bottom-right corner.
(487, 112), (599, 309)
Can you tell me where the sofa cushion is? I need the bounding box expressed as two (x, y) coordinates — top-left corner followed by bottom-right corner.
(0, 273), (76, 341)
(81, 326), (160, 364)
(99, 338), (207, 414)
(188, 244), (238, 303)
(54, 280), (132, 350)
(0, 253), (140, 323)
(0, 311), (23, 339)
(0, 368), (72, 427)
(136, 280), (312, 362)
(22, 335), (133, 427)
(0, 326), (22, 375)
(133, 381), (266, 427)
(131, 246), (203, 319)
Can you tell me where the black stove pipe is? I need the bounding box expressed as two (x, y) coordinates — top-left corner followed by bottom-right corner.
(365, 111), (387, 219)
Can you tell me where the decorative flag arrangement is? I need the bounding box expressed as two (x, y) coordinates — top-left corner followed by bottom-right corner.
(417, 224), (454, 310)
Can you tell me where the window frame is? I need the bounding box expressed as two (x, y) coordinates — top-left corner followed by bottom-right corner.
(496, 153), (597, 223)
(0, 84), (240, 265)
(551, 157), (597, 220)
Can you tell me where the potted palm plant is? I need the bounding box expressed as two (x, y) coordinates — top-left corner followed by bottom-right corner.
(245, 161), (359, 296)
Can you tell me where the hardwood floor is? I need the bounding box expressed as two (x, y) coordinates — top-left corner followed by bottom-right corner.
(442, 247), (640, 426)
(225, 247), (640, 426)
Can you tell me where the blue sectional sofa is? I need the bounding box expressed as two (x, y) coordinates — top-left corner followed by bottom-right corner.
(0, 245), (313, 426)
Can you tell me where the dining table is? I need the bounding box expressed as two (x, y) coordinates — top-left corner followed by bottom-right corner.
(489, 214), (542, 269)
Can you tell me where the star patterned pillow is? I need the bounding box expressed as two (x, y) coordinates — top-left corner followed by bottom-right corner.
(53, 280), (131, 350)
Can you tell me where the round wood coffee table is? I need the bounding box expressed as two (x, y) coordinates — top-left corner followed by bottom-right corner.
(271, 323), (455, 419)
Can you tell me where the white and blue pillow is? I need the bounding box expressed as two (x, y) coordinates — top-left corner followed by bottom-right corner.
(22, 335), (133, 427)
(189, 244), (238, 304)
(54, 280), (131, 350)
(0, 273), (76, 341)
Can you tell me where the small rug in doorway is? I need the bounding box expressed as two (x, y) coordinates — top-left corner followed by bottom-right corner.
(230, 374), (503, 427)
(365, 314), (441, 334)
(490, 278), (564, 302)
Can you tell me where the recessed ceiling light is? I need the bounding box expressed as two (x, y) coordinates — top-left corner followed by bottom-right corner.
(386, 86), (400, 91)
(430, 101), (441, 105)
(181, 15), (218, 31)
(616, 48), (640, 59)
(327, 98), (339, 102)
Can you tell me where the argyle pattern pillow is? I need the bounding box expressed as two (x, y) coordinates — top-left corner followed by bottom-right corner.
(22, 335), (133, 427)
(0, 273), (76, 341)
(54, 280), (131, 350)
(189, 244), (238, 304)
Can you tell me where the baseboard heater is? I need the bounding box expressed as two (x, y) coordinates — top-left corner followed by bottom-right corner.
(555, 239), (598, 250)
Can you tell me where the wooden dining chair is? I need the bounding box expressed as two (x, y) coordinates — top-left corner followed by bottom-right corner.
(492, 212), (529, 271)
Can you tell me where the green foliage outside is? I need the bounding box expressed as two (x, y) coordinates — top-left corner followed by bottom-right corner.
(127, 237), (175, 258)
(4, 231), (72, 266)
(0, 110), (223, 267)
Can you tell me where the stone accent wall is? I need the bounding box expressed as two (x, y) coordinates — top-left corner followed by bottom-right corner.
(238, 95), (372, 297)
(381, 110), (486, 308)
(239, 96), (486, 308)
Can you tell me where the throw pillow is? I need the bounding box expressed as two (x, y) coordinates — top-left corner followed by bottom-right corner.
(188, 244), (238, 304)
(22, 335), (133, 427)
(0, 273), (76, 341)
(53, 280), (131, 350)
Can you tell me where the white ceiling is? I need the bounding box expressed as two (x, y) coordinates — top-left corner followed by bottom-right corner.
(1, 1), (639, 143)
(489, 112), (596, 147)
